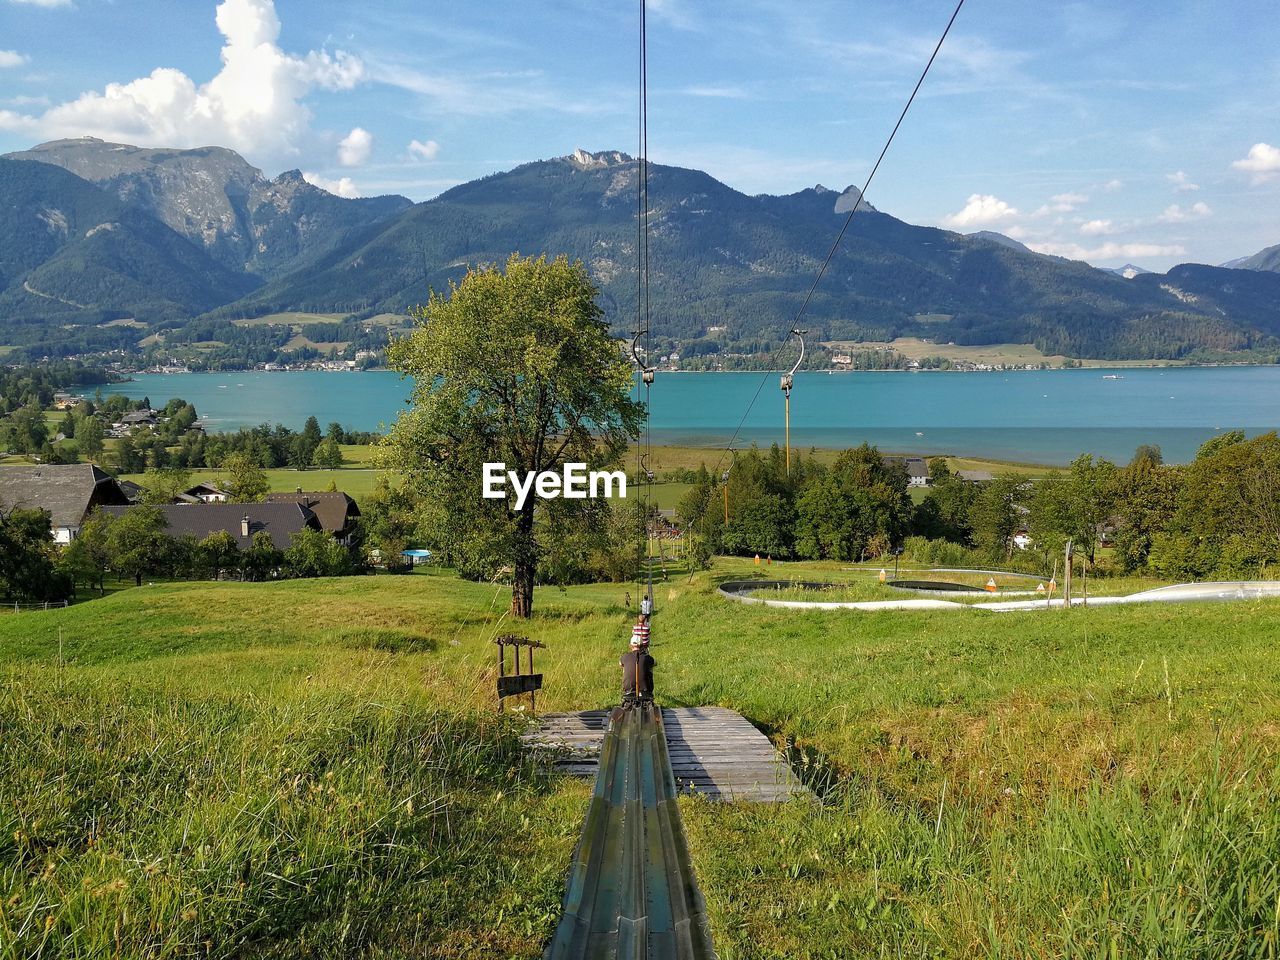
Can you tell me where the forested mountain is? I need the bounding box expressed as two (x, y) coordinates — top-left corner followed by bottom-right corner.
(1229, 243), (1280, 273)
(4, 139), (412, 278)
(0, 158), (259, 352)
(3, 141), (1280, 363)
(221, 149), (1271, 360)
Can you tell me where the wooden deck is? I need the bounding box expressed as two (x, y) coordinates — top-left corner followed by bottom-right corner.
(524, 706), (808, 803)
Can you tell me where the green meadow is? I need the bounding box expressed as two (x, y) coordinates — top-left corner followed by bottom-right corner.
(2, 562), (1277, 957)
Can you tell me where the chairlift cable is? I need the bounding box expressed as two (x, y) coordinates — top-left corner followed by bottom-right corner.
(708, 0), (966, 484)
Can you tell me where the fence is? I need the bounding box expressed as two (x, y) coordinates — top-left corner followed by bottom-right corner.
(2, 600), (70, 613)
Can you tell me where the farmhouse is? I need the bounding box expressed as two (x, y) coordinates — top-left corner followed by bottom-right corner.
(180, 482), (229, 504)
(101, 502), (322, 550)
(0, 464), (130, 544)
(886, 456), (931, 487)
(266, 491), (361, 543)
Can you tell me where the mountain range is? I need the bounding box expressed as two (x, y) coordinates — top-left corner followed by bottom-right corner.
(3, 138), (1280, 363)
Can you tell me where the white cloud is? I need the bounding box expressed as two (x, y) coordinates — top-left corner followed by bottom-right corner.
(942, 193), (1018, 228)
(1166, 170), (1199, 192)
(7, 0), (73, 7)
(302, 171), (360, 198)
(1079, 219), (1114, 236)
(1232, 142), (1280, 184)
(0, 0), (363, 163)
(407, 138), (440, 161)
(0, 50), (30, 68)
(1026, 240), (1186, 262)
(337, 126), (373, 166)
(1157, 201), (1211, 223)
(1102, 179), (1123, 192)
(1052, 191), (1088, 206)
(682, 85), (749, 99)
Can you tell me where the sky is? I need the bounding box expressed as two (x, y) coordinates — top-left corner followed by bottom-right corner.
(1, 0), (1278, 270)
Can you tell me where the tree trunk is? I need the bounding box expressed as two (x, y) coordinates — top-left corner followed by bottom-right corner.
(511, 561), (535, 619)
(510, 503), (537, 618)
(134, 571), (142, 587)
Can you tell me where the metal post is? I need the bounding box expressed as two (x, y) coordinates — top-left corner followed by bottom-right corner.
(497, 640), (505, 713)
(785, 392), (790, 474)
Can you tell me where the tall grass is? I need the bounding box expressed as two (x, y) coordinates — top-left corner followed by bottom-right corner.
(0, 663), (586, 957)
(2, 567), (1279, 956)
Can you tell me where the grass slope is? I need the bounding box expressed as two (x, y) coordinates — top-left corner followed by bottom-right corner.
(2, 563), (1278, 957)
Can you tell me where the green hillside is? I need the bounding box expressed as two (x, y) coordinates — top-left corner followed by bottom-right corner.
(216, 152), (1280, 361)
(2, 564), (1277, 956)
(0, 158), (260, 353)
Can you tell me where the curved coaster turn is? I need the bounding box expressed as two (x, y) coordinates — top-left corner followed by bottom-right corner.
(544, 702), (717, 959)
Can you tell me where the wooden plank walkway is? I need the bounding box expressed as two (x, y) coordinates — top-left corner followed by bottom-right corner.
(524, 706), (808, 803)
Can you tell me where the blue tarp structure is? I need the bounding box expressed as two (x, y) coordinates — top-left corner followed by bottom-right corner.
(400, 549), (432, 565)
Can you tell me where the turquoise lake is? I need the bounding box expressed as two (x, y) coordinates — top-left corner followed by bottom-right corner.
(93, 367), (1280, 464)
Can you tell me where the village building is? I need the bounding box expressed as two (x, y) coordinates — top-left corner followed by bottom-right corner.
(265, 491), (361, 543)
(0, 464), (130, 544)
(101, 502), (323, 551)
(180, 482), (229, 504)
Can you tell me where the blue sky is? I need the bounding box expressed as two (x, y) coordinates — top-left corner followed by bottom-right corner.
(1, 0), (1278, 270)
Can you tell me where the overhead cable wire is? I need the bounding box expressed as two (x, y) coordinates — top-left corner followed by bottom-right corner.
(709, 0), (967, 483)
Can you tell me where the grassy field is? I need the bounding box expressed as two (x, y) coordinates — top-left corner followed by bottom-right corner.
(230, 312), (349, 327)
(115, 445), (388, 499)
(824, 337), (1192, 369)
(2, 559), (1277, 957)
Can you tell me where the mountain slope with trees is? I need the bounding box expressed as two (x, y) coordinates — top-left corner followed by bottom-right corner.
(5, 139), (412, 278)
(214, 150), (1277, 361)
(4, 143), (1280, 362)
(0, 158), (261, 353)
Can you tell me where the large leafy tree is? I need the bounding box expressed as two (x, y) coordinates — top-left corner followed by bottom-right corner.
(0, 507), (65, 602)
(383, 253), (643, 617)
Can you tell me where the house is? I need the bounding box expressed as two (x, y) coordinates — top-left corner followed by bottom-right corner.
(1012, 529), (1033, 550)
(180, 482), (229, 504)
(101, 502), (322, 551)
(957, 469), (994, 484)
(0, 464), (130, 544)
(53, 393), (83, 410)
(117, 479), (146, 503)
(265, 491), (361, 543)
(118, 409), (160, 429)
(886, 456), (931, 487)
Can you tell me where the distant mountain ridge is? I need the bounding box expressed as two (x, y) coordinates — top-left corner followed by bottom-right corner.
(1228, 242), (1280, 273)
(3, 140), (1280, 363)
(4, 139), (411, 278)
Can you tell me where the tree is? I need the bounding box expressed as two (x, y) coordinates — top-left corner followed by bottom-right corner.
(199, 530), (241, 580)
(383, 253), (643, 618)
(1028, 455), (1117, 567)
(325, 422), (346, 444)
(74, 417), (104, 460)
(0, 508), (65, 602)
(108, 505), (170, 586)
(242, 531), (282, 581)
(284, 527), (351, 578)
(359, 477), (418, 564)
(221, 453), (270, 503)
(140, 465), (192, 505)
(114, 433), (145, 474)
(969, 474), (1026, 558)
(288, 433), (315, 470)
(312, 437), (343, 469)
(60, 510), (114, 595)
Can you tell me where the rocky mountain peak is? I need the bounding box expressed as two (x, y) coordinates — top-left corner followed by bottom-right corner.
(567, 148), (634, 170)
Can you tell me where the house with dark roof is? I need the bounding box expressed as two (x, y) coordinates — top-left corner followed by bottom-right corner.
(118, 479), (146, 503)
(885, 456), (931, 488)
(180, 482), (229, 504)
(101, 502), (322, 551)
(0, 464), (130, 544)
(265, 491), (361, 543)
